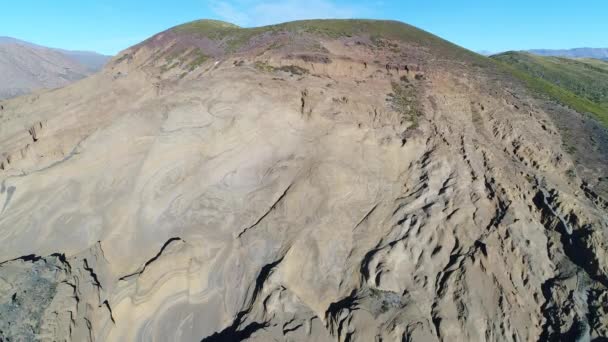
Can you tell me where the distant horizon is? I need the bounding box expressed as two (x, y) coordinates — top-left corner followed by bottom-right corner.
(0, 36), (112, 56)
(479, 47), (608, 56)
(3, 30), (608, 58)
(1, 1), (607, 55)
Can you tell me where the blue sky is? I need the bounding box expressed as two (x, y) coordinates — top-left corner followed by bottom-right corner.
(0, 0), (606, 55)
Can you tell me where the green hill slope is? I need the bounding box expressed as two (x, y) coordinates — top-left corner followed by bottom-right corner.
(491, 51), (608, 126)
(136, 19), (489, 68)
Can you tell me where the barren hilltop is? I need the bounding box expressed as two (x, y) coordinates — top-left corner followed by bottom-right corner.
(0, 19), (607, 341)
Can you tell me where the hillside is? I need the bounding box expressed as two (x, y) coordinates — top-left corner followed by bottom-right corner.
(0, 36), (111, 71)
(0, 19), (607, 341)
(492, 51), (608, 121)
(490, 52), (608, 188)
(57, 49), (112, 72)
(0, 37), (110, 99)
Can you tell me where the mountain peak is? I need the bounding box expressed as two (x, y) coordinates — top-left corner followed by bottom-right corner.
(174, 18), (242, 30)
(526, 47), (608, 59)
(165, 19), (441, 48)
(115, 18), (484, 76)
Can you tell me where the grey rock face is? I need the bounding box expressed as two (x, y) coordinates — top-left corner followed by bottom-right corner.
(0, 256), (61, 341)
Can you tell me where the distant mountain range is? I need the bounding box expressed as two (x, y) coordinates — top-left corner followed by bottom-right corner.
(0, 37), (111, 99)
(527, 48), (608, 60)
(480, 47), (608, 60)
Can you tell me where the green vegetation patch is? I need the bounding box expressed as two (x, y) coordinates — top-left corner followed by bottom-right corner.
(174, 20), (270, 52)
(254, 61), (275, 72)
(186, 50), (209, 71)
(114, 53), (132, 64)
(172, 19), (489, 64)
(254, 61), (309, 76)
(387, 77), (422, 128)
(160, 61), (180, 73)
(161, 48), (209, 73)
(492, 52), (608, 127)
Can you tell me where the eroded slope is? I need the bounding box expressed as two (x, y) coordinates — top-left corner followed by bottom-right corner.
(0, 20), (607, 341)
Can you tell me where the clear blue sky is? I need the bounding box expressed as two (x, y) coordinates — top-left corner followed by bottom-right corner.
(1, 0), (606, 55)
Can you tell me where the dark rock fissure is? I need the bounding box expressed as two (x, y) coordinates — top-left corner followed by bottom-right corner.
(237, 183), (293, 238)
(118, 237), (183, 280)
(201, 311), (269, 342)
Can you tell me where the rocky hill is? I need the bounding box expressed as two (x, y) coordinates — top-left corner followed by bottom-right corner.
(492, 52), (608, 196)
(0, 19), (607, 341)
(0, 37), (110, 99)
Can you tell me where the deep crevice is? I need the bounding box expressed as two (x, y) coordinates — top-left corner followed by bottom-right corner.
(100, 300), (115, 324)
(118, 237), (183, 281)
(251, 257), (284, 305)
(237, 183), (293, 238)
(201, 311), (268, 342)
(83, 258), (103, 289)
(0, 253), (42, 266)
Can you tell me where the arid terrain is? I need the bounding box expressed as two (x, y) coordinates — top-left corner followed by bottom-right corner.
(0, 19), (607, 341)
